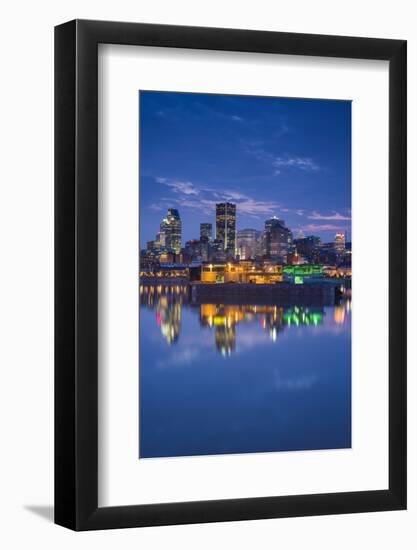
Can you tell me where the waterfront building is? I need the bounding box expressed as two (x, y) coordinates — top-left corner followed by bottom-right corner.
(215, 202), (236, 255)
(200, 261), (283, 284)
(282, 264), (324, 284)
(200, 222), (213, 242)
(139, 265), (190, 282)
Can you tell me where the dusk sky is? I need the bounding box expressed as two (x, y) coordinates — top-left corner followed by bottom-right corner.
(139, 91), (351, 247)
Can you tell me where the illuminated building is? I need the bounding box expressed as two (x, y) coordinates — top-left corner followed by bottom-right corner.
(263, 217), (293, 260)
(334, 232), (346, 254)
(286, 250), (301, 265)
(236, 228), (261, 260)
(200, 223), (212, 242)
(200, 239), (209, 261)
(322, 265), (351, 279)
(197, 224), (212, 262)
(160, 208), (182, 254)
(158, 251), (175, 264)
(209, 239), (226, 261)
(283, 264), (324, 284)
(140, 265), (190, 281)
(200, 261), (283, 284)
(293, 235), (321, 263)
(200, 263), (227, 283)
(215, 202), (236, 255)
(318, 242), (338, 265)
(184, 239), (201, 260)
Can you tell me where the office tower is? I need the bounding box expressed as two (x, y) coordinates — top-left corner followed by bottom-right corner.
(263, 216), (293, 260)
(160, 208), (182, 254)
(210, 239), (226, 261)
(236, 228), (261, 260)
(184, 239), (202, 261)
(215, 202), (236, 255)
(200, 222), (213, 242)
(293, 235), (321, 262)
(334, 232), (346, 254)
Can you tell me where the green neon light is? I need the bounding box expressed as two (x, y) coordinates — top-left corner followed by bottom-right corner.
(283, 265), (324, 276)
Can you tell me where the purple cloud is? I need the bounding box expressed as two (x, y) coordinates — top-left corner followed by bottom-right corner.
(308, 210), (351, 221)
(154, 177), (280, 218)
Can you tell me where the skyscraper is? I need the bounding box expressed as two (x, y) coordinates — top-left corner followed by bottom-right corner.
(215, 203), (236, 255)
(200, 223), (212, 242)
(293, 235), (321, 262)
(159, 208), (182, 254)
(264, 217), (293, 260)
(236, 229), (261, 260)
(334, 232), (346, 254)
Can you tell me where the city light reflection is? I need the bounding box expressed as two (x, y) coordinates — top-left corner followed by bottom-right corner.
(140, 284), (351, 355)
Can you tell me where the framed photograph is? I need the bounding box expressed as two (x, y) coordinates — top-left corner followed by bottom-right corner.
(55, 20), (406, 530)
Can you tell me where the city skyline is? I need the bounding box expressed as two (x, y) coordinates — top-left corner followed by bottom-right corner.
(139, 91), (351, 248)
(142, 202), (349, 262)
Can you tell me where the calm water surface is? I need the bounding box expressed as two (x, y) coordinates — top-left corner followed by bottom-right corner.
(139, 285), (351, 458)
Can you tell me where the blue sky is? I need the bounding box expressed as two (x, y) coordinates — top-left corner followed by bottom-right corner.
(139, 91), (351, 247)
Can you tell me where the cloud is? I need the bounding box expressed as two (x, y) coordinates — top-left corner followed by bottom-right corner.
(298, 223), (347, 232)
(153, 176), (280, 217)
(273, 156), (319, 171)
(207, 188), (280, 217)
(281, 207), (305, 217)
(235, 198), (280, 216)
(230, 114), (244, 122)
(171, 197), (217, 216)
(243, 144), (320, 173)
(156, 177), (200, 196)
(308, 210), (351, 221)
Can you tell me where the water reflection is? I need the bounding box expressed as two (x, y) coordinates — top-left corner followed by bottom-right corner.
(139, 284), (352, 458)
(139, 284), (350, 355)
(141, 284), (188, 345)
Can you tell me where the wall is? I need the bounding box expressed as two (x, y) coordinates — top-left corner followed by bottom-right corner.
(0, 0), (415, 548)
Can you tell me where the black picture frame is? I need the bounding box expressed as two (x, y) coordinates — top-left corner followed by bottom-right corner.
(55, 19), (407, 531)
